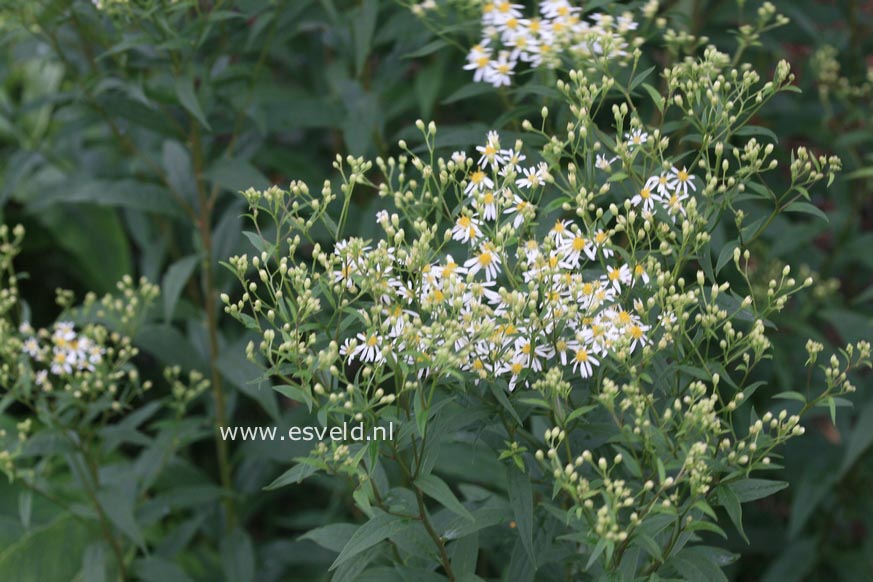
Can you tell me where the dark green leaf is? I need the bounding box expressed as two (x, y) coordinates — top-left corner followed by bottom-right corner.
(162, 255), (199, 323)
(729, 479), (788, 502)
(330, 511), (411, 570)
(415, 474), (474, 522)
(174, 75), (211, 130)
(506, 467), (535, 569)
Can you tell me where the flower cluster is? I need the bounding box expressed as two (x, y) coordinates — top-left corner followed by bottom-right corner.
(21, 321), (105, 377)
(226, 33), (852, 575)
(461, 0), (641, 87)
(317, 130), (664, 391)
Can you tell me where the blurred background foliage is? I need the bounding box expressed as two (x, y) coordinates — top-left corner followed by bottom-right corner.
(0, 0), (870, 580)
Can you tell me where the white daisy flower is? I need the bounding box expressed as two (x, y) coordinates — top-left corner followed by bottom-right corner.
(604, 264), (632, 292)
(625, 129), (648, 149)
(595, 153), (617, 171)
(516, 165), (546, 189)
(351, 332), (385, 364)
(485, 51), (516, 87)
(499, 148), (527, 173)
(630, 183), (660, 212)
(22, 337), (41, 358)
(476, 131), (505, 169)
(464, 243), (502, 281)
(503, 194), (533, 229)
(571, 345), (600, 378)
(451, 215), (483, 244)
(464, 45), (493, 83)
(669, 166), (696, 195)
(50, 348), (74, 376)
(476, 190), (499, 221)
(663, 191), (689, 222)
(464, 169), (494, 195)
(651, 172), (672, 197)
(559, 233), (592, 268)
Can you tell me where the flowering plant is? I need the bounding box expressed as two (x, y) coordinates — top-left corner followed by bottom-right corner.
(0, 225), (216, 579)
(225, 8), (869, 576)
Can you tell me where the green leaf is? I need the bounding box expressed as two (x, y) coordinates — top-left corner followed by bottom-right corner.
(715, 241), (738, 275)
(784, 201), (828, 222)
(788, 462), (837, 537)
(135, 324), (206, 370)
(162, 140), (197, 205)
(353, 0), (379, 77)
(442, 83), (495, 104)
(97, 487), (145, 550)
(134, 557), (194, 582)
(174, 75), (211, 130)
(666, 546), (731, 582)
(330, 511), (411, 570)
(264, 460), (319, 490)
(403, 39), (449, 59)
(301, 523), (359, 553)
(415, 474), (474, 522)
(506, 467), (536, 569)
(79, 543), (106, 582)
(585, 538), (607, 570)
(30, 179), (185, 217)
(729, 478), (788, 502)
(221, 529), (255, 582)
(631, 532), (662, 560)
(0, 515), (93, 582)
(773, 391), (807, 403)
(162, 255), (199, 323)
(564, 404), (597, 424)
(272, 384), (314, 412)
(18, 491), (31, 530)
(39, 205), (132, 294)
(840, 396), (873, 477)
(760, 538), (817, 582)
(415, 62), (444, 120)
(844, 166), (873, 180)
(735, 124), (778, 142)
(640, 82), (664, 112)
(206, 158), (270, 192)
(717, 484), (748, 543)
(489, 383), (522, 425)
(449, 532), (479, 575)
(629, 66), (655, 90)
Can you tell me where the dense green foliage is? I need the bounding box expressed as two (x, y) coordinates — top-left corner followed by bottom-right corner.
(0, 0), (871, 580)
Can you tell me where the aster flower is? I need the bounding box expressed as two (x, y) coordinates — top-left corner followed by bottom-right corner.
(625, 129), (648, 149)
(516, 165), (546, 189)
(465, 243), (503, 281)
(476, 131), (504, 169)
(465, 169), (495, 195)
(452, 215), (483, 244)
(486, 51), (516, 87)
(669, 166), (696, 196)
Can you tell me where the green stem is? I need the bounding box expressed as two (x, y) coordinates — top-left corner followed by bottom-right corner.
(192, 126), (236, 529)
